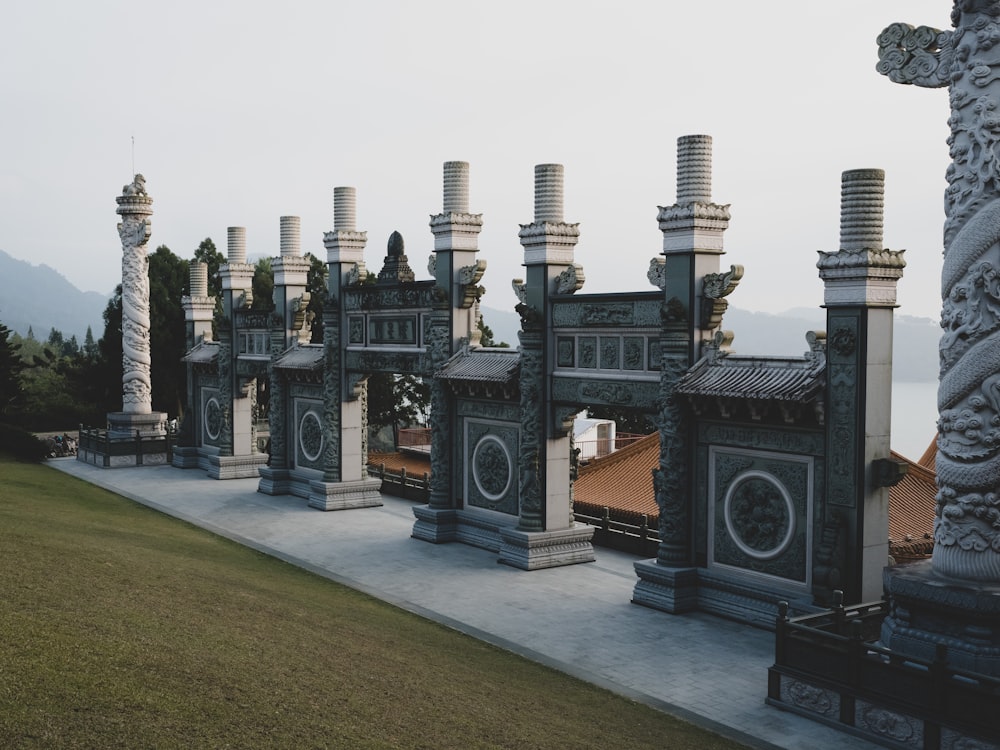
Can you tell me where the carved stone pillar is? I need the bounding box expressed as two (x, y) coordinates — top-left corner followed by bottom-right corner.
(633, 135), (731, 611)
(877, 4), (1000, 676)
(494, 164), (594, 569)
(817, 169), (905, 604)
(107, 175), (167, 442)
(304, 187), (382, 510)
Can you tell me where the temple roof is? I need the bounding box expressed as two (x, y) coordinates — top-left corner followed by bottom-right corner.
(887, 446), (937, 560)
(676, 353), (825, 403)
(181, 341), (218, 364)
(573, 433), (660, 518)
(274, 344), (324, 371)
(435, 348), (520, 384)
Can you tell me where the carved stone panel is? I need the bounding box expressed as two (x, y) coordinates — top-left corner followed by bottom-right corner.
(464, 419), (519, 517)
(600, 337), (620, 369)
(201, 387), (223, 448)
(551, 376), (659, 409)
(708, 446), (812, 586)
(578, 337), (597, 368)
(348, 316), (364, 345)
(368, 314), (419, 346)
(293, 398), (325, 471)
(556, 337), (575, 368)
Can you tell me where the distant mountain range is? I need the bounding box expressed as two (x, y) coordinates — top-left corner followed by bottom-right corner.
(0, 250), (110, 341)
(0, 249), (939, 383)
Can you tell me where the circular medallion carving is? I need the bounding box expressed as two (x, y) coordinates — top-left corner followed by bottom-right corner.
(723, 471), (795, 560)
(472, 435), (512, 501)
(298, 411), (324, 462)
(204, 397), (222, 440)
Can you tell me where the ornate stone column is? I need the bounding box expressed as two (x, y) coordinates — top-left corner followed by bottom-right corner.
(816, 169), (905, 604)
(877, 3), (1000, 675)
(303, 188), (382, 510)
(633, 135), (732, 612)
(414, 163), (483, 542)
(108, 174), (167, 440)
(174, 261), (214, 458)
(216, 227), (255, 459)
(494, 164), (594, 569)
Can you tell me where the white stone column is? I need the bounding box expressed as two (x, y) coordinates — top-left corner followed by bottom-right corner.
(115, 174), (155, 415)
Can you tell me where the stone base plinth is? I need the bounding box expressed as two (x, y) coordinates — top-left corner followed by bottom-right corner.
(307, 477), (383, 511)
(632, 561), (700, 614)
(172, 446), (267, 479)
(205, 452), (268, 480)
(498, 524), (596, 570)
(881, 560), (1000, 677)
(411, 506), (459, 544)
(107, 411), (168, 438)
(633, 562), (815, 629)
(171, 445), (201, 469)
(258, 466), (294, 496)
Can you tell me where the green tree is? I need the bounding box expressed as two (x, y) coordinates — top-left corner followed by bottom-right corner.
(305, 252), (328, 343)
(47, 328), (64, 351)
(0, 319), (25, 419)
(367, 373), (430, 447)
(13, 328), (104, 429)
(252, 257), (275, 313)
(147, 245), (190, 417)
(193, 237), (225, 300)
(83, 326), (99, 360)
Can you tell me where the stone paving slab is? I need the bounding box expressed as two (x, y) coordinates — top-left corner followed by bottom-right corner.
(48, 459), (880, 750)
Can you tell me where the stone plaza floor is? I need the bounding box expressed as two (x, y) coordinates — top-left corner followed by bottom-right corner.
(49, 458), (880, 750)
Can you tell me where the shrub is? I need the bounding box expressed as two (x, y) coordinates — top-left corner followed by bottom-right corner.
(0, 423), (50, 462)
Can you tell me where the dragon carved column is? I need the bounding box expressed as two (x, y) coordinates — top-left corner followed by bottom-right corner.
(878, 2), (1000, 581)
(115, 174), (154, 415)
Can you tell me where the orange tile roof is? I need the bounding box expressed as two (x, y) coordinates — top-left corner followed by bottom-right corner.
(574, 433), (660, 519)
(887, 449), (936, 558)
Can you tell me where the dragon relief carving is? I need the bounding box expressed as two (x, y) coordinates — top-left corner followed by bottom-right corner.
(878, 5), (1000, 578)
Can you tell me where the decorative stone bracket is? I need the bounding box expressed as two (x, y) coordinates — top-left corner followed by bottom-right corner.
(700, 264), (744, 330)
(457, 259), (487, 308)
(648, 258), (666, 291)
(556, 263), (585, 295)
(290, 292), (311, 332)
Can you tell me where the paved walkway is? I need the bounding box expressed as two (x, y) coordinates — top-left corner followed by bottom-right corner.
(50, 459), (879, 750)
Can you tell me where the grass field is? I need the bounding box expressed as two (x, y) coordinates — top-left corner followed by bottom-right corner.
(0, 455), (747, 749)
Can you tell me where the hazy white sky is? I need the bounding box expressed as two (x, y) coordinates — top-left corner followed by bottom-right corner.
(0, 1), (953, 320)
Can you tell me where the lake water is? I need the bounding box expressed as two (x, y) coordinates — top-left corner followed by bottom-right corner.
(892, 381), (938, 461)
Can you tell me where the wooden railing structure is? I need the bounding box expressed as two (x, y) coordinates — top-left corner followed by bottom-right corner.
(768, 592), (1000, 749)
(572, 506), (659, 557)
(367, 462), (430, 502)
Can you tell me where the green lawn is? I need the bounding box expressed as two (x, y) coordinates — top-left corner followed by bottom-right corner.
(0, 456), (748, 749)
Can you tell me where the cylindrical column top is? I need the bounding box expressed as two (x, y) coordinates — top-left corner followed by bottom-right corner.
(334, 187), (356, 232)
(189, 261), (208, 297)
(839, 169), (885, 251)
(676, 134), (713, 204)
(443, 161), (470, 213)
(534, 163), (564, 223)
(280, 215), (301, 257)
(227, 226), (247, 264)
